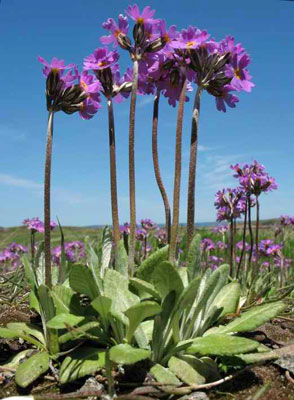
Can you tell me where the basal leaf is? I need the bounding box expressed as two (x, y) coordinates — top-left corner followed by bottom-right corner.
(47, 313), (86, 329)
(187, 234), (201, 282)
(59, 347), (105, 384)
(219, 302), (286, 334)
(187, 334), (259, 356)
(69, 264), (100, 300)
(152, 261), (184, 300)
(136, 246), (169, 282)
(168, 356), (206, 385)
(15, 352), (49, 388)
(109, 344), (150, 365)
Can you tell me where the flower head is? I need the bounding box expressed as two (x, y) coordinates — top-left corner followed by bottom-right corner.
(101, 15), (129, 47)
(84, 47), (120, 71)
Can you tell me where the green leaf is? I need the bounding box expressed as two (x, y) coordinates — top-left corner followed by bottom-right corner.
(129, 278), (161, 300)
(136, 246), (169, 282)
(37, 284), (56, 323)
(187, 334), (259, 356)
(207, 282), (240, 320)
(109, 344), (150, 365)
(47, 313), (86, 329)
(6, 323), (45, 346)
(87, 244), (103, 294)
(152, 261), (184, 300)
(51, 285), (84, 316)
(59, 347), (105, 384)
(104, 270), (139, 323)
(0, 327), (45, 350)
(219, 302), (286, 334)
(69, 264), (100, 300)
(15, 351), (50, 388)
(100, 226), (112, 277)
(125, 301), (162, 343)
(116, 239), (128, 276)
(29, 291), (40, 314)
(150, 364), (180, 385)
(58, 321), (100, 344)
(187, 234), (201, 282)
(236, 351), (279, 364)
(168, 356), (206, 385)
(91, 296), (112, 329)
(1, 349), (34, 370)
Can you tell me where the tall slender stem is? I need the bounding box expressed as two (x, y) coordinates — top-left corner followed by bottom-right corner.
(107, 98), (120, 264)
(236, 202), (247, 279)
(30, 231), (36, 266)
(248, 196), (254, 271)
(169, 77), (187, 263)
(44, 111), (54, 288)
(255, 195), (260, 271)
(152, 89), (171, 243)
(186, 86), (202, 250)
(229, 216), (234, 276)
(128, 60), (139, 274)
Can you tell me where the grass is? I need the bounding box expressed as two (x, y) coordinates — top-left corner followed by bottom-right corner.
(0, 226), (102, 249)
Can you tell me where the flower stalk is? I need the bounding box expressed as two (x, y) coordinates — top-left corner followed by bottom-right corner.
(169, 77), (187, 263)
(44, 110), (54, 289)
(152, 89), (171, 243)
(128, 59), (139, 274)
(186, 85), (202, 250)
(107, 98), (120, 264)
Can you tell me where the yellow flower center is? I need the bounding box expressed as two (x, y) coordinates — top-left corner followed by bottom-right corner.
(137, 17), (144, 24)
(114, 29), (121, 38)
(51, 68), (59, 74)
(186, 41), (196, 47)
(234, 68), (241, 79)
(163, 33), (170, 43)
(98, 61), (108, 67)
(80, 80), (88, 91)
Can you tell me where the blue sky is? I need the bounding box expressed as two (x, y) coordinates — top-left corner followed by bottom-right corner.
(1, 0), (294, 227)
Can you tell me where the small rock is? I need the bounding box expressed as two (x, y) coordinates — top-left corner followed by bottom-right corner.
(177, 391), (209, 400)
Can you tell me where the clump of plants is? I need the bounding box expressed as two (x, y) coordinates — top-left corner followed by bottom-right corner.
(0, 3), (291, 399)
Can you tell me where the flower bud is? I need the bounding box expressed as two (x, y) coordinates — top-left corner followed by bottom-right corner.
(145, 37), (167, 53)
(117, 33), (132, 51)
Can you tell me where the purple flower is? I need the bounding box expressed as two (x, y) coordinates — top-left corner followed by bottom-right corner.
(171, 26), (209, 49)
(141, 218), (157, 231)
(125, 4), (157, 25)
(231, 161), (278, 196)
(136, 229), (147, 241)
(215, 85), (239, 113)
(266, 244), (283, 256)
(101, 14), (129, 47)
(120, 222), (131, 235)
(8, 242), (27, 254)
(51, 241), (85, 265)
(84, 47), (120, 71)
(215, 188), (246, 221)
(280, 215), (294, 227)
(226, 53), (254, 93)
(201, 238), (215, 252)
(259, 239), (274, 256)
(23, 217), (56, 233)
(213, 225), (229, 234)
(216, 241), (227, 250)
(154, 229), (167, 244)
(236, 241), (250, 252)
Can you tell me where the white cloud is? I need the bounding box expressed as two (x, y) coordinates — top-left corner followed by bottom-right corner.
(0, 173), (85, 206)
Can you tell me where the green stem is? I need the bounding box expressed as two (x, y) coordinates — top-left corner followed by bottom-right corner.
(186, 86), (202, 250)
(236, 202), (247, 279)
(255, 195), (260, 271)
(107, 98), (120, 266)
(152, 89), (171, 243)
(128, 60), (139, 276)
(169, 77), (187, 263)
(44, 111), (54, 288)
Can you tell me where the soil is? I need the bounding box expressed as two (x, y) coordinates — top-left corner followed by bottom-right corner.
(1, 307), (294, 400)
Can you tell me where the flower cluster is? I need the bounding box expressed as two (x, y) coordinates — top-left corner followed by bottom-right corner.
(214, 188), (246, 222)
(231, 161), (278, 196)
(91, 4), (254, 110)
(51, 241), (85, 265)
(280, 215), (294, 227)
(23, 217), (56, 233)
(0, 243), (27, 269)
(213, 225), (229, 235)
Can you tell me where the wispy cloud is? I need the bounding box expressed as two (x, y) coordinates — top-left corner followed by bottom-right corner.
(0, 173), (86, 205)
